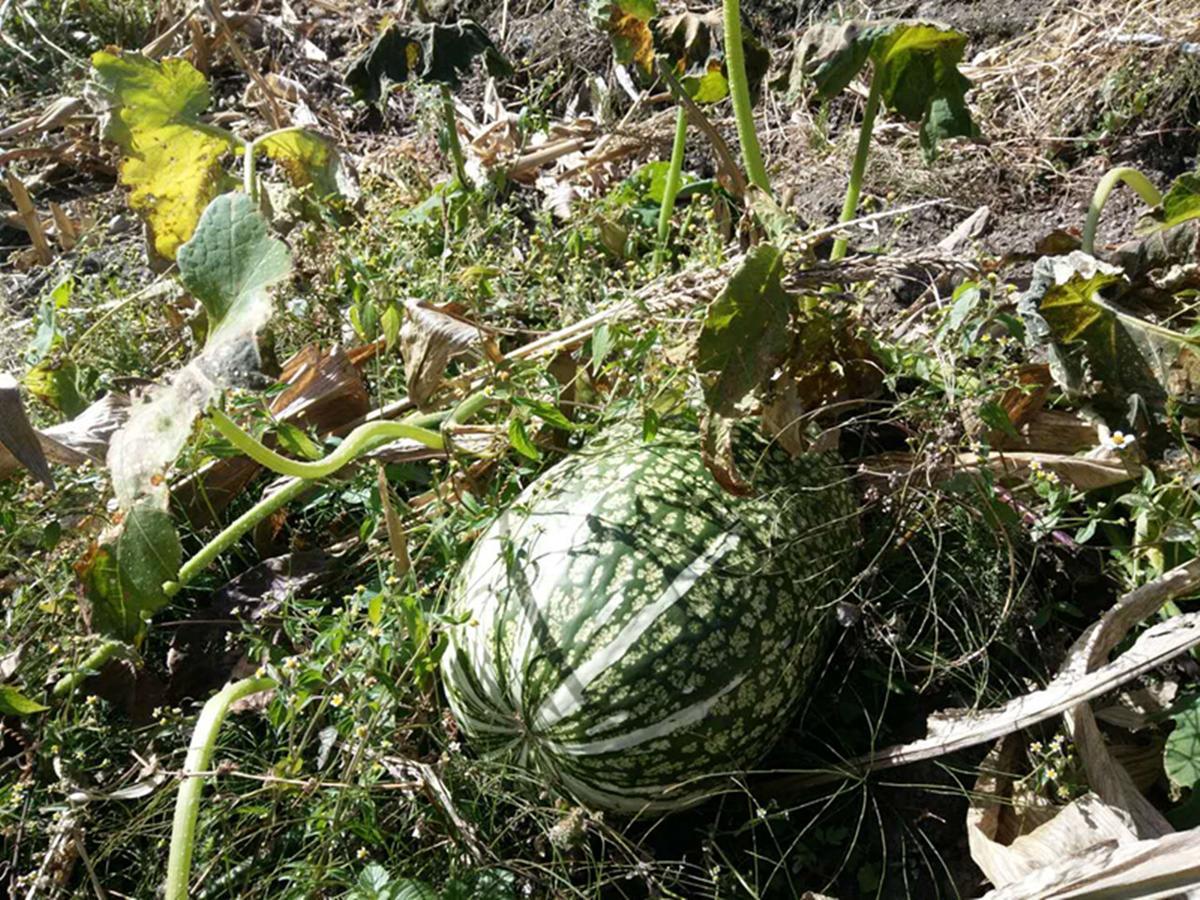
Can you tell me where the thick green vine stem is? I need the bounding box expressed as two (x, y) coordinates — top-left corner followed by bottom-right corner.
(209, 409), (445, 480)
(831, 69), (884, 261)
(52, 639), (131, 698)
(440, 84), (471, 191)
(722, 0), (770, 194)
(1082, 166), (1162, 255)
(654, 106), (689, 272)
(165, 676), (276, 900)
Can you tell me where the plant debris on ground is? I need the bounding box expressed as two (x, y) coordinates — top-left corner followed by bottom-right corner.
(2, 0), (1200, 897)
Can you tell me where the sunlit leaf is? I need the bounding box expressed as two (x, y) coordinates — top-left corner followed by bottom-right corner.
(791, 20), (976, 160)
(346, 19), (512, 102)
(695, 244), (794, 417)
(257, 128), (356, 205)
(0, 685), (48, 716)
(1138, 172), (1200, 236)
(1018, 250), (1200, 419)
(91, 50), (237, 258)
(24, 358), (85, 417)
(108, 193), (291, 509)
(590, 0), (658, 74)
(78, 502), (181, 641)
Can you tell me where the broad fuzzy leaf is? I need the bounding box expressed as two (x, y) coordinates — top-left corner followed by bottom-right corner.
(1018, 251), (1200, 420)
(695, 244), (794, 417)
(652, 9), (769, 104)
(346, 19), (512, 102)
(108, 193), (291, 509)
(589, 0), (658, 74)
(793, 20), (976, 159)
(78, 503), (181, 641)
(91, 50), (237, 258)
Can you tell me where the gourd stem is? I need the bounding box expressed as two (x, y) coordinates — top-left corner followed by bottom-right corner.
(831, 69), (884, 261)
(722, 0), (770, 194)
(209, 409), (445, 481)
(52, 639), (130, 698)
(440, 84), (471, 191)
(164, 474), (312, 597)
(1082, 166), (1162, 255)
(654, 106), (689, 272)
(164, 676), (276, 900)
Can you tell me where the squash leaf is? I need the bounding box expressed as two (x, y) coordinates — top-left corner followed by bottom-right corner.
(589, 0), (658, 75)
(695, 244), (794, 417)
(1166, 693), (1200, 790)
(1018, 250), (1200, 421)
(346, 19), (512, 102)
(258, 129), (355, 205)
(652, 8), (769, 104)
(791, 20), (975, 160)
(108, 193), (291, 509)
(1138, 172), (1200, 234)
(91, 50), (237, 259)
(78, 502), (181, 642)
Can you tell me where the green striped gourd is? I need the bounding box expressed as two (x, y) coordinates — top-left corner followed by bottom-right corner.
(440, 427), (858, 813)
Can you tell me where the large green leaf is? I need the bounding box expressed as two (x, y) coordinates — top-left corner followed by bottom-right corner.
(79, 503), (181, 641)
(589, 0), (658, 74)
(1018, 251), (1200, 419)
(652, 9), (769, 104)
(695, 244), (794, 416)
(108, 192), (291, 509)
(91, 50), (237, 259)
(792, 20), (975, 159)
(346, 19), (512, 102)
(1138, 171), (1200, 234)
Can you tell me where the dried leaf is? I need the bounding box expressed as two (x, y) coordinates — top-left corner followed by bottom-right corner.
(0, 372), (54, 487)
(399, 299), (487, 408)
(590, 0), (658, 75)
(652, 8), (769, 103)
(700, 412), (752, 496)
(376, 464), (410, 576)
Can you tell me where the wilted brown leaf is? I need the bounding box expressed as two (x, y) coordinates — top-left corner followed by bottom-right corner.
(399, 298), (492, 408)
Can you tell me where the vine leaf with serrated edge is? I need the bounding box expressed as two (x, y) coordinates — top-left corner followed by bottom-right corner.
(788, 20), (976, 160)
(652, 8), (769, 104)
(1018, 250), (1200, 424)
(346, 19), (513, 102)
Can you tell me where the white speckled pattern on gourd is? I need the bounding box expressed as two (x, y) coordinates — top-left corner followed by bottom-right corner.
(441, 427), (858, 813)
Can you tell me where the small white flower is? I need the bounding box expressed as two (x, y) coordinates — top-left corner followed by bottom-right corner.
(1102, 430), (1135, 451)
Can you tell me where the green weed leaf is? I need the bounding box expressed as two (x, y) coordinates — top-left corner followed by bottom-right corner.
(792, 20), (976, 159)
(508, 419), (541, 460)
(91, 50), (237, 258)
(0, 684), (49, 716)
(695, 244), (794, 416)
(80, 503), (181, 641)
(346, 19), (512, 101)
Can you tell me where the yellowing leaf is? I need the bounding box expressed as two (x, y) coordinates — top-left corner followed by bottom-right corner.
(590, 0), (658, 74)
(92, 50), (236, 259)
(257, 128), (355, 204)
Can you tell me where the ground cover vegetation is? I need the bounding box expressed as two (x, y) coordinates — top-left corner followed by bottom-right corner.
(1, 0), (1200, 896)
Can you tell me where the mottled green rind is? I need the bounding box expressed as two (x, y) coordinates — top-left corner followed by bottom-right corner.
(441, 428), (858, 813)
